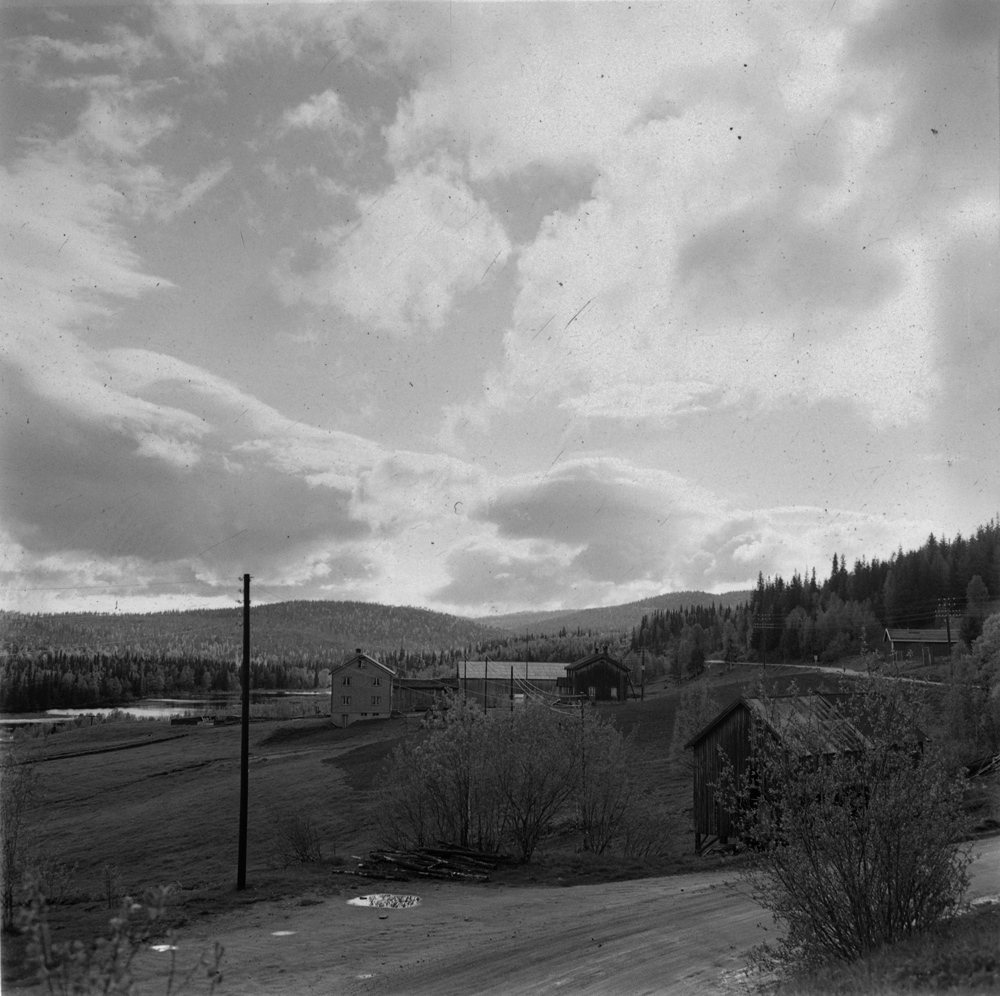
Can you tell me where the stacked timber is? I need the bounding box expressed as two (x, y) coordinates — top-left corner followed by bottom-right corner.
(353, 845), (512, 883)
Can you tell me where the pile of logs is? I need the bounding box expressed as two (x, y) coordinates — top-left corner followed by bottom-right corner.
(348, 845), (513, 883)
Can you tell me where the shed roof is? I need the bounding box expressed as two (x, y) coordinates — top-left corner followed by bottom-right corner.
(883, 628), (950, 644)
(684, 693), (871, 755)
(458, 660), (569, 681)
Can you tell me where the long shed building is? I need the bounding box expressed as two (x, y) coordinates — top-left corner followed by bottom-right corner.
(456, 660), (569, 709)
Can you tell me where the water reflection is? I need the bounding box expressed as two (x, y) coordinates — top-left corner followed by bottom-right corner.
(0, 690), (330, 726)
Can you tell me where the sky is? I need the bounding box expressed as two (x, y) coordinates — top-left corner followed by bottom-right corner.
(1, 0), (997, 618)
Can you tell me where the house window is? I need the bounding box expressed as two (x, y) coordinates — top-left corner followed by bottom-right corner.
(372, 696), (381, 706)
(342, 676), (351, 686)
(373, 677), (382, 687)
(588, 686), (596, 699)
(341, 695), (351, 706)
(359, 660), (366, 668)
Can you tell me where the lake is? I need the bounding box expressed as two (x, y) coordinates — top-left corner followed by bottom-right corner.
(0, 690), (331, 726)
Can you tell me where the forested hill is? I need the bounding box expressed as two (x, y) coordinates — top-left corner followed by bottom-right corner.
(474, 590), (752, 637)
(0, 600), (506, 666)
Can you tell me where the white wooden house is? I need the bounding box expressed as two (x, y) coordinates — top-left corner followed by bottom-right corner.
(329, 650), (396, 728)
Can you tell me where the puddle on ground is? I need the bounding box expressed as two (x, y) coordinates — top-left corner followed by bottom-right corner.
(271, 930), (297, 936)
(150, 945), (179, 953)
(348, 894), (421, 909)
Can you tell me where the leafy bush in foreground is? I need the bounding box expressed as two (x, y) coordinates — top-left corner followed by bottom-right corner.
(720, 677), (973, 966)
(20, 880), (223, 995)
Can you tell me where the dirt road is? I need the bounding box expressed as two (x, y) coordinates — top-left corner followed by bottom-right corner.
(139, 837), (1000, 996)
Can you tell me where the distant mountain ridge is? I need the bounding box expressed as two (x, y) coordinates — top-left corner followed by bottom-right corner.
(474, 589), (753, 636)
(1, 591), (750, 660)
(0, 600), (501, 660)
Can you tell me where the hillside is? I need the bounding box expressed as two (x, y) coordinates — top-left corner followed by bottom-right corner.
(473, 589), (752, 637)
(0, 600), (507, 662)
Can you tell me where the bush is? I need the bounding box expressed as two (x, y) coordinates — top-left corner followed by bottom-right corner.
(373, 695), (507, 853)
(576, 709), (633, 854)
(20, 880), (223, 995)
(267, 808), (324, 867)
(719, 677), (973, 966)
(373, 695), (648, 862)
(30, 857), (79, 906)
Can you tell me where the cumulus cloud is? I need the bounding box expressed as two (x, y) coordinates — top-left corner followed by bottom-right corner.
(378, 1), (993, 435)
(282, 88), (356, 134)
(273, 163), (511, 335)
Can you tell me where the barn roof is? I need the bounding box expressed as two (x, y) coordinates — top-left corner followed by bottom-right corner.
(565, 651), (630, 673)
(329, 652), (396, 677)
(458, 661), (570, 681)
(883, 628), (950, 644)
(684, 693), (871, 754)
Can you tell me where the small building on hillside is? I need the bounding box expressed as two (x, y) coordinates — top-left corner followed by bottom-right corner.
(883, 627), (952, 663)
(457, 660), (569, 710)
(330, 650), (396, 728)
(558, 650), (632, 703)
(394, 676), (458, 715)
(684, 694), (872, 854)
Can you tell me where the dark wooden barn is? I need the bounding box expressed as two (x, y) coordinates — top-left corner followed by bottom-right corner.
(559, 651), (631, 702)
(683, 694), (872, 853)
(882, 627), (952, 663)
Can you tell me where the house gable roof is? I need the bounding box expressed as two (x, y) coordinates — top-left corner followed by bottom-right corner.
(565, 651), (629, 673)
(329, 652), (396, 678)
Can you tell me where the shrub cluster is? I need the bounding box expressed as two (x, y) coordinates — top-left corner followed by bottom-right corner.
(373, 696), (650, 862)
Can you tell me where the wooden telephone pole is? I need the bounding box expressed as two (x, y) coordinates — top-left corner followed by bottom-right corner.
(237, 573), (250, 891)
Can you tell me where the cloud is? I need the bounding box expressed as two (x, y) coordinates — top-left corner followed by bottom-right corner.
(376, 1), (993, 437)
(273, 163), (511, 335)
(433, 459), (728, 606)
(154, 161), (232, 222)
(282, 88), (356, 133)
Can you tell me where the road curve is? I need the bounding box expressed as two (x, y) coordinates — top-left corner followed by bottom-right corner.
(139, 837), (999, 996)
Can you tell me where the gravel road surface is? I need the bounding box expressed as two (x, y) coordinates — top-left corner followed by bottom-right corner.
(138, 837), (999, 996)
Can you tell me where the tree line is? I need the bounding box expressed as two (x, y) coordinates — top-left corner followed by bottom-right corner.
(3, 518), (997, 711)
(628, 517), (1000, 677)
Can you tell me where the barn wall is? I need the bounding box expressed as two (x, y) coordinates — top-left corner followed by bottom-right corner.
(569, 660), (628, 701)
(692, 704), (752, 839)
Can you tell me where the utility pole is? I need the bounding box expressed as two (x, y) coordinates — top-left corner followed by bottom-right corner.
(237, 573), (250, 891)
(484, 656), (489, 714)
(510, 665), (514, 713)
(640, 645), (645, 703)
